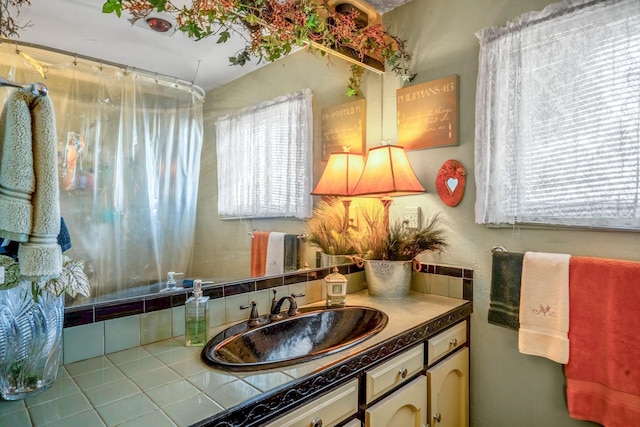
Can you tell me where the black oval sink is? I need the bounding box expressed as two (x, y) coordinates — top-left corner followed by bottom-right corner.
(202, 306), (388, 371)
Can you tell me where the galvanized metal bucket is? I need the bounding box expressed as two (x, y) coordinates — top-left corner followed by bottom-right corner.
(364, 259), (412, 299)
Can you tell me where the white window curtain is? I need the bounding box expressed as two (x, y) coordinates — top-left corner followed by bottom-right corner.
(475, 0), (640, 229)
(216, 89), (313, 219)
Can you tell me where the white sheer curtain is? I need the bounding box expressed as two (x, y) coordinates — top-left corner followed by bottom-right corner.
(0, 44), (204, 302)
(216, 89), (313, 219)
(475, 0), (640, 228)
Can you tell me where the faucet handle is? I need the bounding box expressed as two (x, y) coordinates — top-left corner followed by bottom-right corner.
(240, 301), (261, 327)
(287, 293), (305, 316)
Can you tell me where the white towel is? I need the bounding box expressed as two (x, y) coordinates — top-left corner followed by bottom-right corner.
(0, 88), (61, 280)
(265, 232), (285, 276)
(519, 251), (570, 364)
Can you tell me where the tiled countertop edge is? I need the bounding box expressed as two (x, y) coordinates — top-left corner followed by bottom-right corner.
(194, 300), (473, 427)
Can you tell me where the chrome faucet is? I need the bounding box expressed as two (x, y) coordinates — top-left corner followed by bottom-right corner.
(269, 290), (305, 320)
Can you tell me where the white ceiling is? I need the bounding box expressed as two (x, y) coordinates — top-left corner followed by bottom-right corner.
(11, 0), (408, 92)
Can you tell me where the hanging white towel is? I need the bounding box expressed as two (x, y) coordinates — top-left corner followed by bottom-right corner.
(265, 232), (285, 276)
(0, 88), (61, 280)
(519, 251), (570, 364)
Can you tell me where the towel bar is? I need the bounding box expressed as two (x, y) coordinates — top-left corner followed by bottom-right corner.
(0, 77), (48, 97)
(248, 231), (308, 239)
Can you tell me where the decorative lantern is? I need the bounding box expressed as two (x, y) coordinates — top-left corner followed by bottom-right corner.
(324, 266), (348, 308)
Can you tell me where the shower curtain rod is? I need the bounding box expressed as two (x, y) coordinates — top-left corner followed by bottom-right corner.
(0, 76), (48, 96)
(3, 39), (205, 98)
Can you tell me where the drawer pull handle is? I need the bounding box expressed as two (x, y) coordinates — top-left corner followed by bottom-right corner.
(434, 412), (442, 423)
(449, 338), (458, 347)
(311, 418), (323, 427)
(399, 368), (408, 378)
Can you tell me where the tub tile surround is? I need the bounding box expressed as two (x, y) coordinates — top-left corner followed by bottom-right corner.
(0, 291), (472, 427)
(62, 265), (354, 329)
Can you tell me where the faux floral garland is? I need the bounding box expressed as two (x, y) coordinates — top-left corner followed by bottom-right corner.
(102, 0), (415, 94)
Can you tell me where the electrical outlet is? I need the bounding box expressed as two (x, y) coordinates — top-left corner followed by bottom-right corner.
(404, 207), (421, 229)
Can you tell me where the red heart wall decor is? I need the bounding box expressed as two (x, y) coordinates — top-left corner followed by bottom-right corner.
(435, 159), (466, 207)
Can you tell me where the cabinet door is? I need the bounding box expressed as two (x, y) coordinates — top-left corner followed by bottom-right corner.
(427, 347), (469, 427)
(365, 375), (427, 427)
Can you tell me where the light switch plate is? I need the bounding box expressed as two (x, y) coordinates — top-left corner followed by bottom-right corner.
(404, 207), (421, 229)
(0, 266), (4, 285)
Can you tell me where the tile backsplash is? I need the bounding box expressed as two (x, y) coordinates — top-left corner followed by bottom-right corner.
(62, 262), (472, 364)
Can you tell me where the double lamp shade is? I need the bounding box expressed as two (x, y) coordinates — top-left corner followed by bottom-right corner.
(311, 145), (425, 232)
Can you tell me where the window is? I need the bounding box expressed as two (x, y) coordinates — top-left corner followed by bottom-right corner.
(215, 89), (313, 219)
(475, 0), (640, 229)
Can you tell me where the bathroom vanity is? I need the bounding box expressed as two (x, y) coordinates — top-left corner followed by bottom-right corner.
(0, 290), (471, 427)
(199, 292), (471, 427)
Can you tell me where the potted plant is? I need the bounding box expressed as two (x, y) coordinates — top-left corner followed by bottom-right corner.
(306, 198), (359, 267)
(0, 254), (90, 400)
(353, 213), (447, 298)
(306, 198), (383, 267)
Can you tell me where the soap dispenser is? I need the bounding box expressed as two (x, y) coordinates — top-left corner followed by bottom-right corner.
(160, 271), (184, 292)
(185, 279), (210, 347)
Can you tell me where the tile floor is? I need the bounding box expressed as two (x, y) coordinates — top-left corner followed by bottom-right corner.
(0, 337), (323, 427)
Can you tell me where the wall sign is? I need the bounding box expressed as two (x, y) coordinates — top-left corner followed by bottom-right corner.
(321, 99), (366, 161)
(396, 75), (459, 151)
(436, 159), (466, 207)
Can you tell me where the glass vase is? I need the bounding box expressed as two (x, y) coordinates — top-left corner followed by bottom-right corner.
(0, 281), (64, 400)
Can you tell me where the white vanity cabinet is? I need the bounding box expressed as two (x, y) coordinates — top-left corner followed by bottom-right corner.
(362, 320), (468, 427)
(264, 379), (358, 427)
(426, 322), (469, 427)
(262, 320), (469, 427)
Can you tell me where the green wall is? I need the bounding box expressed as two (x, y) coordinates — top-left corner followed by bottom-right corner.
(383, 1), (625, 426)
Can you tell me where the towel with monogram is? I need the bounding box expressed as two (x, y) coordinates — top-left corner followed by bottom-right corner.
(518, 251), (570, 364)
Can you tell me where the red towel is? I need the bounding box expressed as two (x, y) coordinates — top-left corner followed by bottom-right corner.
(565, 256), (640, 427)
(250, 231), (270, 277)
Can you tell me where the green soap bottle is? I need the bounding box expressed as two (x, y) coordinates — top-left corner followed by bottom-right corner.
(185, 279), (210, 347)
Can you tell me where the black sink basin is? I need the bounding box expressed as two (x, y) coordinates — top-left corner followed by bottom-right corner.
(202, 306), (388, 371)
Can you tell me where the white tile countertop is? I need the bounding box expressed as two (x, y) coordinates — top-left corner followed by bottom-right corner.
(0, 291), (470, 427)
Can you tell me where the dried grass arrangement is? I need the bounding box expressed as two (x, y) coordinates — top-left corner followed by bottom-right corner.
(306, 198), (382, 255)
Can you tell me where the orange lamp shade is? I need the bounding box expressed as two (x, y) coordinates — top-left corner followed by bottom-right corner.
(311, 152), (365, 196)
(351, 145), (425, 196)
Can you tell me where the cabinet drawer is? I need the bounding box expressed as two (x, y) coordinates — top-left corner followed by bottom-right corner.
(264, 379), (358, 427)
(365, 344), (424, 403)
(427, 321), (467, 366)
(343, 420), (362, 427)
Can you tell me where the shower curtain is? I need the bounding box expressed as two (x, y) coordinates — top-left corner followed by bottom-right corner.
(0, 44), (204, 303)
